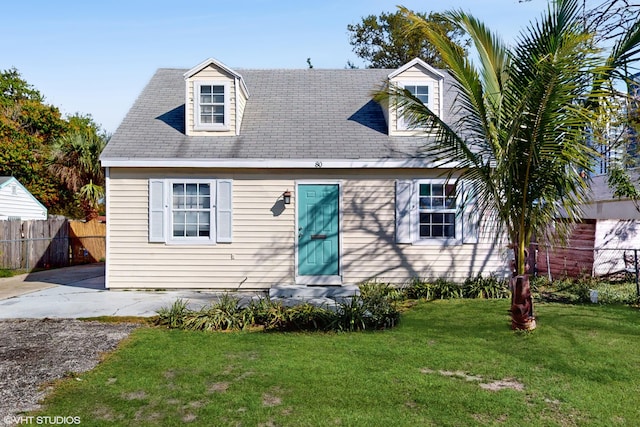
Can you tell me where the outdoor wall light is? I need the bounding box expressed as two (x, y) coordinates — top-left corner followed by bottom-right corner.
(283, 190), (292, 205)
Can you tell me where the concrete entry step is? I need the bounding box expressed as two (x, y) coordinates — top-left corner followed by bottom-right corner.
(269, 284), (360, 299)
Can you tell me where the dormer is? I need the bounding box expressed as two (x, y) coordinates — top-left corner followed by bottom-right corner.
(184, 58), (250, 136)
(383, 58), (445, 136)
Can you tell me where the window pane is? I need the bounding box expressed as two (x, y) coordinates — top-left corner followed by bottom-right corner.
(200, 184), (210, 196)
(213, 95), (224, 103)
(199, 196), (210, 209)
(445, 224), (455, 237)
(200, 115), (212, 123)
(212, 85), (224, 94)
(200, 85), (212, 94)
(213, 115), (224, 124)
(186, 224), (198, 237)
(186, 211), (198, 223)
(200, 95), (212, 103)
(432, 185), (443, 196)
(198, 212), (210, 226)
(186, 184), (198, 195)
(445, 184), (455, 196)
(173, 212), (185, 237)
(420, 225), (431, 237)
(172, 184), (184, 209)
(416, 86), (429, 94)
(432, 225), (443, 237)
(419, 197), (430, 209)
(213, 105), (224, 114)
(419, 184), (430, 196)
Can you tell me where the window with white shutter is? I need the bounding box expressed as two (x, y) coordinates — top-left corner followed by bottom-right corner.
(148, 178), (233, 245)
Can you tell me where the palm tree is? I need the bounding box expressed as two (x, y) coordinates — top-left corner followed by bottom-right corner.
(377, 0), (640, 329)
(48, 130), (107, 221)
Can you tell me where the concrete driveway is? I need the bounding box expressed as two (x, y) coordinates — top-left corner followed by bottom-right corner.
(0, 264), (235, 319)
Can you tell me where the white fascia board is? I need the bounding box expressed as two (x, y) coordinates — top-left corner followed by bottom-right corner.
(387, 58), (445, 80)
(184, 58), (245, 82)
(100, 158), (461, 169)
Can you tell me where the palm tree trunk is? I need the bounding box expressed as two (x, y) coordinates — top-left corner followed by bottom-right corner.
(510, 235), (536, 330)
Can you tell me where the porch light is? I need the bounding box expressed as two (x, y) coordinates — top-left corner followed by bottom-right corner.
(283, 190), (291, 205)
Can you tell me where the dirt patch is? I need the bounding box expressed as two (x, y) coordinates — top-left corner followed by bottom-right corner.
(0, 319), (138, 422)
(420, 367), (525, 392)
(479, 379), (525, 392)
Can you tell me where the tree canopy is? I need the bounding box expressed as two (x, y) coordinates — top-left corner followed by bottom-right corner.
(0, 68), (107, 218)
(347, 10), (468, 69)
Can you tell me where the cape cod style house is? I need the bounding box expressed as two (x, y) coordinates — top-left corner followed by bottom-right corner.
(99, 57), (509, 290)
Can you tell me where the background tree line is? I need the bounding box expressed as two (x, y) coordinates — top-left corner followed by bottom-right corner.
(0, 68), (106, 220)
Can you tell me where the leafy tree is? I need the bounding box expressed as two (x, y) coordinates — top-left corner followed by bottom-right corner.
(48, 127), (108, 221)
(347, 10), (468, 69)
(0, 68), (71, 210)
(377, 0), (640, 329)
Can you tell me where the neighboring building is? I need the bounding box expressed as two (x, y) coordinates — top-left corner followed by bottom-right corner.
(99, 57), (509, 290)
(0, 176), (47, 221)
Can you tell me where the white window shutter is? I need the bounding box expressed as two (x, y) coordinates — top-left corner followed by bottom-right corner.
(149, 179), (165, 243)
(216, 179), (233, 243)
(395, 180), (415, 244)
(461, 181), (480, 244)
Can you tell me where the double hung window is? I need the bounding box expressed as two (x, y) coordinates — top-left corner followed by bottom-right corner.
(149, 179), (233, 244)
(171, 183), (211, 238)
(418, 182), (456, 239)
(395, 179), (478, 245)
(195, 82), (229, 130)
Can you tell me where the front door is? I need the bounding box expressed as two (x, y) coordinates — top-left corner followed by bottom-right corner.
(297, 184), (339, 277)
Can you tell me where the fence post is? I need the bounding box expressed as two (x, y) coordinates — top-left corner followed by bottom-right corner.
(635, 249), (639, 298)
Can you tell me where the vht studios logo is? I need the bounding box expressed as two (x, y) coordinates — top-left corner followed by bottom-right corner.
(4, 415), (81, 425)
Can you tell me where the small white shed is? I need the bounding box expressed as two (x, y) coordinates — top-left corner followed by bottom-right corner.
(0, 177), (47, 220)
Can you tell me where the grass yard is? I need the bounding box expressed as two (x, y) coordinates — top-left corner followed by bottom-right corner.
(34, 300), (640, 426)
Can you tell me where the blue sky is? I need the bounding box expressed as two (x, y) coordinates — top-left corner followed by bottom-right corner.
(2, 0), (549, 133)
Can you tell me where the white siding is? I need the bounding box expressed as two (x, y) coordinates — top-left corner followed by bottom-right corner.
(106, 168), (508, 289)
(0, 180), (47, 220)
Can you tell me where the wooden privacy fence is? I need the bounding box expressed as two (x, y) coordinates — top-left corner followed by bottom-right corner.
(0, 218), (105, 270)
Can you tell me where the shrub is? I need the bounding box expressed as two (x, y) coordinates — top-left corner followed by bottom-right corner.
(433, 278), (463, 299)
(183, 294), (249, 331)
(403, 278), (435, 300)
(359, 281), (404, 302)
(463, 275), (510, 299)
(155, 298), (189, 328)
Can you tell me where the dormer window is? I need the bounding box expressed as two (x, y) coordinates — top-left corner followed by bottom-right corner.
(405, 84), (430, 105)
(398, 81), (435, 130)
(385, 58), (445, 135)
(194, 81), (229, 131)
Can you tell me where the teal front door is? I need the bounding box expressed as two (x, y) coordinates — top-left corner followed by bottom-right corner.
(297, 184), (339, 276)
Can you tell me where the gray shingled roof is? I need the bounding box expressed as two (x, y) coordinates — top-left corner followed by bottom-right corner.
(101, 67), (458, 162)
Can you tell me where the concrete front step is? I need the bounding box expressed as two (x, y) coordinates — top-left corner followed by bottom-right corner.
(269, 284), (360, 299)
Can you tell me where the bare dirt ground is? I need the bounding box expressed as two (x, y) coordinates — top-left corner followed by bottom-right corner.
(0, 319), (138, 423)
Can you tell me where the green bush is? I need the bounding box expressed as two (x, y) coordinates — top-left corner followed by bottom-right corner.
(463, 275), (510, 299)
(403, 278), (435, 300)
(433, 278), (463, 299)
(155, 298), (189, 329)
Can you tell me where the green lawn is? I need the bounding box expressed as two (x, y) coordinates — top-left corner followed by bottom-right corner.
(35, 300), (640, 426)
